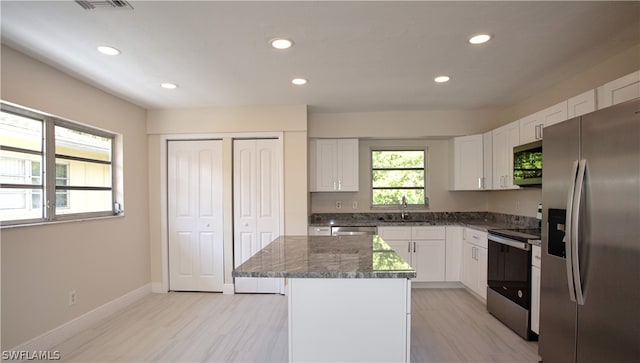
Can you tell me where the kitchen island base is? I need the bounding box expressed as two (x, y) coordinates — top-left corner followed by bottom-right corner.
(288, 278), (411, 363)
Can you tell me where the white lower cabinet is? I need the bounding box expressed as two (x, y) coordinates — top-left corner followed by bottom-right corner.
(378, 226), (446, 282)
(531, 245), (542, 334)
(460, 228), (488, 300)
(445, 226), (463, 281)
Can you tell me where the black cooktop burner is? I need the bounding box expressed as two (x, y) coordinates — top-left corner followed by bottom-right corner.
(488, 228), (541, 242)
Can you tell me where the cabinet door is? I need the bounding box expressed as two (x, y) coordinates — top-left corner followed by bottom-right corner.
(337, 139), (359, 191)
(567, 89), (596, 118)
(519, 113), (543, 144)
(483, 131), (493, 189)
(492, 121), (520, 189)
(597, 71), (640, 109)
(461, 241), (475, 290)
(531, 265), (541, 334)
(540, 101), (568, 130)
(413, 240), (445, 282)
(312, 139), (338, 191)
(385, 240), (412, 268)
(445, 227), (463, 282)
(475, 246), (488, 300)
(451, 135), (484, 190)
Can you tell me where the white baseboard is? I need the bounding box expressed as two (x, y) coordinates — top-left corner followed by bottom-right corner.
(11, 283), (151, 351)
(151, 282), (166, 293)
(222, 283), (235, 295)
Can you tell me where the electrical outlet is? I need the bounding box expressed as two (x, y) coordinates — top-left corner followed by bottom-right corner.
(335, 200), (342, 209)
(69, 290), (77, 306)
(352, 201), (358, 209)
(515, 200), (521, 212)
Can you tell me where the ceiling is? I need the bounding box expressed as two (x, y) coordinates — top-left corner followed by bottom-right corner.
(1, 1), (639, 113)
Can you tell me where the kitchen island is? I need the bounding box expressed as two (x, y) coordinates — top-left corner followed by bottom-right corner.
(233, 235), (416, 363)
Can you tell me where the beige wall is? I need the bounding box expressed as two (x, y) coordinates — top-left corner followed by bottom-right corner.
(311, 139), (488, 214)
(308, 109), (500, 138)
(1, 46), (149, 349)
(146, 105), (308, 289)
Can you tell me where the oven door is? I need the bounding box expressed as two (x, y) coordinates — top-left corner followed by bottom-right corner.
(487, 237), (531, 309)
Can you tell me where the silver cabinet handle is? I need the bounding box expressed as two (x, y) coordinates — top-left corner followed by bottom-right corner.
(478, 177), (482, 189)
(333, 181), (337, 191)
(338, 180), (342, 190)
(413, 241), (416, 253)
(408, 242), (411, 253)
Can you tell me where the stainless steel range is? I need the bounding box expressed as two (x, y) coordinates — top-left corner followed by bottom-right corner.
(486, 228), (541, 340)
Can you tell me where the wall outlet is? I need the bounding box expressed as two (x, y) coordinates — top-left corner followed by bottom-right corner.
(69, 290), (77, 306)
(352, 201), (358, 209)
(515, 200), (521, 212)
(335, 200), (342, 209)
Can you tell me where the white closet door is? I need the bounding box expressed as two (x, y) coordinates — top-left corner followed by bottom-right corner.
(168, 140), (224, 292)
(234, 139), (282, 293)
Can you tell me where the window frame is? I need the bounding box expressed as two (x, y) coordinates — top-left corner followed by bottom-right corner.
(370, 147), (429, 209)
(1, 102), (118, 226)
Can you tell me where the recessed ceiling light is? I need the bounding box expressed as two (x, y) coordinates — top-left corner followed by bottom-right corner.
(161, 83), (178, 89)
(291, 78), (307, 86)
(434, 76), (450, 83)
(271, 38), (293, 50)
(468, 34), (492, 45)
(97, 45), (120, 56)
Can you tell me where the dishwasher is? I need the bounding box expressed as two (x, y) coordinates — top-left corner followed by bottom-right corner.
(330, 226), (377, 236)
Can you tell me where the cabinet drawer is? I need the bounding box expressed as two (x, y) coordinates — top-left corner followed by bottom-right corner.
(412, 226), (446, 240)
(532, 245), (542, 268)
(377, 226), (412, 240)
(463, 228), (488, 249)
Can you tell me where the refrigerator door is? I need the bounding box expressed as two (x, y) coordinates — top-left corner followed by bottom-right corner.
(576, 99), (640, 362)
(540, 117), (580, 363)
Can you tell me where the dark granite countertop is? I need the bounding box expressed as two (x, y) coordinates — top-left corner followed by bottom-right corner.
(308, 212), (539, 232)
(232, 235), (416, 279)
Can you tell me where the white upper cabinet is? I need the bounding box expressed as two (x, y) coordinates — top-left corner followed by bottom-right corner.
(483, 131), (493, 190)
(310, 138), (359, 192)
(519, 101), (568, 144)
(492, 121), (520, 190)
(450, 134), (487, 191)
(567, 89), (597, 118)
(597, 71), (640, 109)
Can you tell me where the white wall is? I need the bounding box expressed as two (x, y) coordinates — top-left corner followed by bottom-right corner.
(1, 45), (149, 349)
(146, 105), (308, 289)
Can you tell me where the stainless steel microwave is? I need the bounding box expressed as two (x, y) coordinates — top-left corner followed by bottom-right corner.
(513, 140), (542, 186)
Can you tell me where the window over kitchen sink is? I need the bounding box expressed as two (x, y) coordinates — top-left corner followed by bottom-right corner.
(371, 149), (427, 207)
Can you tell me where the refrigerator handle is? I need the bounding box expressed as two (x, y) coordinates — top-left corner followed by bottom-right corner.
(572, 159), (587, 305)
(563, 160), (579, 302)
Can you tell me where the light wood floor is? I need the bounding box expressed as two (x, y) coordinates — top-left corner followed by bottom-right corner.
(54, 289), (540, 362)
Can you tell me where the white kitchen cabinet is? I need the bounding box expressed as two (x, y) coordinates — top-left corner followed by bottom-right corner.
(445, 226), (463, 282)
(460, 228), (488, 300)
(519, 101), (568, 144)
(450, 134), (491, 190)
(483, 131), (493, 189)
(378, 226), (446, 282)
(310, 138), (359, 192)
(567, 89), (597, 118)
(531, 245), (541, 334)
(492, 121), (520, 189)
(597, 70), (640, 109)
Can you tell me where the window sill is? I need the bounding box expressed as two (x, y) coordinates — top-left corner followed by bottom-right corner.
(0, 213), (125, 229)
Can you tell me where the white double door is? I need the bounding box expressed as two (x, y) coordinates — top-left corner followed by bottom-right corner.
(233, 139), (283, 293)
(168, 140), (224, 292)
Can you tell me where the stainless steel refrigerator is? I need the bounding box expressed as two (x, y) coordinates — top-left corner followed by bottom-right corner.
(539, 98), (639, 362)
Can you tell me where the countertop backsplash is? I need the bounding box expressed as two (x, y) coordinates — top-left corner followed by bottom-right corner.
(309, 211), (540, 229)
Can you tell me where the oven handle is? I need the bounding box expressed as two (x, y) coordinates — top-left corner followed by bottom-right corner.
(488, 235), (530, 251)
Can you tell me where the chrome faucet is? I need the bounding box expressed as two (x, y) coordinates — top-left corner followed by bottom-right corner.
(401, 196), (409, 220)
